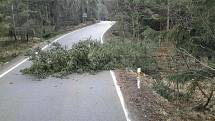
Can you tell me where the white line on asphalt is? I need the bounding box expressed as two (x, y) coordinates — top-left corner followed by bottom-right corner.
(100, 21), (130, 121)
(103, 21), (131, 121)
(0, 24), (91, 79)
(41, 26), (85, 50)
(100, 21), (116, 43)
(0, 21), (113, 79)
(110, 70), (131, 121)
(1, 21), (130, 120)
(0, 58), (29, 78)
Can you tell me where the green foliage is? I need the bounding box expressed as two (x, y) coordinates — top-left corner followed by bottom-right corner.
(22, 39), (158, 78)
(153, 81), (174, 101)
(117, 0), (215, 59)
(0, 14), (8, 36)
(115, 0), (215, 112)
(167, 69), (215, 100)
(0, 22), (8, 36)
(0, 0), (100, 40)
(168, 69), (215, 84)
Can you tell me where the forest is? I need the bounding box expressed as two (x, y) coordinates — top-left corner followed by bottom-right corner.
(114, 0), (215, 120)
(0, 0), (105, 64)
(0, 0), (100, 39)
(0, 0), (215, 120)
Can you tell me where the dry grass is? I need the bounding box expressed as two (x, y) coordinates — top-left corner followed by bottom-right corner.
(0, 39), (40, 64)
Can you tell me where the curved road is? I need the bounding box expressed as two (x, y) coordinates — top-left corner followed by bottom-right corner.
(0, 21), (127, 121)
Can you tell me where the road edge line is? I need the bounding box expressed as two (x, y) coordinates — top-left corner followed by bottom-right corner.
(0, 23), (95, 79)
(100, 21), (116, 43)
(110, 70), (131, 121)
(102, 21), (131, 121)
(100, 21), (131, 120)
(0, 58), (29, 78)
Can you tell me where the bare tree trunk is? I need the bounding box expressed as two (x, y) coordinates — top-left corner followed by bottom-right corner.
(26, 34), (29, 42)
(203, 89), (214, 108)
(132, 15), (135, 39)
(11, 4), (17, 41)
(137, 12), (140, 41)
(167, 0), (170, 30)
(176, 82), (180, 105)
(197, 82), (208, 98)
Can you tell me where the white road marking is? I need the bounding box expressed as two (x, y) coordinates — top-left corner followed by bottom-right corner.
(100, 21), (131, 121)
(0, 21), (114, 79)
(0, 23), (92, 79)
(110, 70), (131, 121)
(100, 21), (116, 43)
(41, 27), (85, 50)
(0, 58), (29, 78)
(0, 21), (129, 120)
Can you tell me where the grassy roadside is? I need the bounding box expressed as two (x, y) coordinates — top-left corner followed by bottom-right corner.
(0, 39), (40, 65)
(0, 21), (96, 66)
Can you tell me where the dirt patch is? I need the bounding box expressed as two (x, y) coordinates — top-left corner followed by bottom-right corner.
(115, 69), (215, 121)
(115, 69), (186, 121)
(115, 69), (173, 121)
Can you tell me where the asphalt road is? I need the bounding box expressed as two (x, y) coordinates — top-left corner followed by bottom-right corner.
(0, 21), (127, 121)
